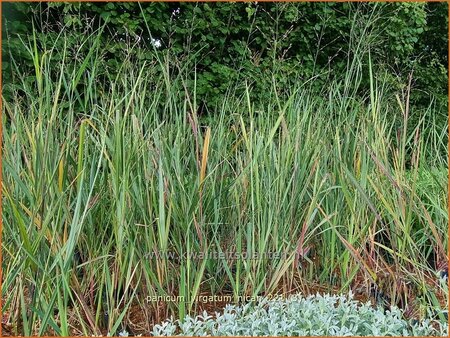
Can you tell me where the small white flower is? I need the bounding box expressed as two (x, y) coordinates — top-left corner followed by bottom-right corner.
(151, 38), (162, 48)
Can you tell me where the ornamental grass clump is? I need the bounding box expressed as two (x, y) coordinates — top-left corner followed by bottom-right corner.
(151, 293), (449, 336)
(2, 17), (447, 336)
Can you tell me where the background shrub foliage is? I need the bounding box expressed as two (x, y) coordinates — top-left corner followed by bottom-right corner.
(2, 1), (448, 111)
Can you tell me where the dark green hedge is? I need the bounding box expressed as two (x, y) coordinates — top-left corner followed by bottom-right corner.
(2, 2), (448, 111)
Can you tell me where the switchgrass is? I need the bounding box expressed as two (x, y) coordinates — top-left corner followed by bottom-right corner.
(1, 29), (448, 336)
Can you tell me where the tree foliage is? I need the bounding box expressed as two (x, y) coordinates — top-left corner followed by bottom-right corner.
(2, 2), (447, 111)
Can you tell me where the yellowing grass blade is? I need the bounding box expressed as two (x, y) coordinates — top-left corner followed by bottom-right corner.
(58, 157), (64, 193)
(200, 127), (211, 186)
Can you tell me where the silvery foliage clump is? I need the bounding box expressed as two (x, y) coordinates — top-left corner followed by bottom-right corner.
(118, 330), (141, 337)
(151, 292), (448, 336)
